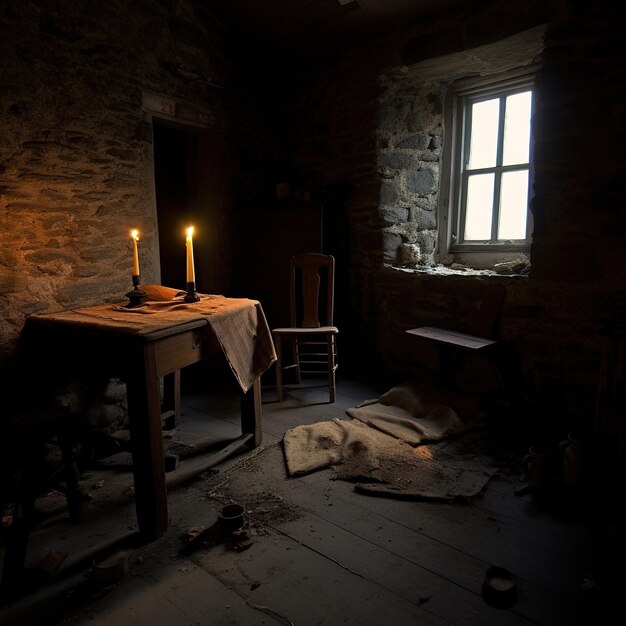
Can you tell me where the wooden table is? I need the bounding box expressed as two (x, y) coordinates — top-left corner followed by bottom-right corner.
(24, 296), (276, 542)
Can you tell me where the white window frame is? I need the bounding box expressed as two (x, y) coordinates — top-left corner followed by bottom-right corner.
(438, 71), (537, 266)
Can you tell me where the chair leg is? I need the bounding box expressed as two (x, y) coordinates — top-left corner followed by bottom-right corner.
(62, 460), (83, 523)
(327, 335), (336, 404)
(274, 334), (284, 402)
(292, 336), (301, 384)
(56, 430), (88, 523)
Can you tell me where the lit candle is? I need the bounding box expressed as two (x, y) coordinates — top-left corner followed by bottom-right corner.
(131, 229), (140, 276)
(186, 226), (196, 284)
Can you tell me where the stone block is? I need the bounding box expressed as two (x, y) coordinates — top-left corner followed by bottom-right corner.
(382, 231), (403, 263)
(396, 133), (430, 150)
(379, 182), (398, 205)
(378, 152), (415, 170)
(397, 243), (421, 266)
(412, 207), (436, 230)
(405, 169), (434, 194)
(0, 268), (21, 293)
(379, 206), (409, 224)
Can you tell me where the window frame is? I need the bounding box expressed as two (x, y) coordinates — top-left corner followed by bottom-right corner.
(438, 72), (536, 261)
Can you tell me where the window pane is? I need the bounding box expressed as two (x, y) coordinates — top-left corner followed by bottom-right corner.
(498, 170), (529, 240)
(464, 173), (494, 241)
(467, 98), (500, 170)
(502, 91), (532, 166)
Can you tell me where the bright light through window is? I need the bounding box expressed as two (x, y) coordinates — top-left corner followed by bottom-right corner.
(499, 170), (529, 239)
(503, 92), (532, 166)
(464, 174), (494, 240)
(467, 99), (499, 169)
(459, 87), (532, 243)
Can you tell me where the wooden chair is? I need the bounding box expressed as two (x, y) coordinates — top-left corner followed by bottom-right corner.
(272, 253), (339, 403)
(406, 283), (512, 400)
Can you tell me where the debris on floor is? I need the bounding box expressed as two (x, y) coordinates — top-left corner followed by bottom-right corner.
(37, 549), (68, 578)
(92, 551), (128, 584)
(482, 566), (517, 607)
(180, 502), (253, 556)
(180, 523), (223, 555)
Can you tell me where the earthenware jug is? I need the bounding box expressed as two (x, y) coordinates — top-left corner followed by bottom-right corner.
(559, 430), (594, 489)
(523, 446), (552, 491)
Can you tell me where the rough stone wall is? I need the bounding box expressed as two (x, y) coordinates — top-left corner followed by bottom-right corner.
(378, 25), (545, 266)
(378, 83), (441, 266)
(0, 0), (272, 426)
(0, 0), (267, 365)
(290, 0), (625, 435)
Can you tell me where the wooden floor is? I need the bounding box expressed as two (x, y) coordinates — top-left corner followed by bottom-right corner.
(1, 369), (624, 626)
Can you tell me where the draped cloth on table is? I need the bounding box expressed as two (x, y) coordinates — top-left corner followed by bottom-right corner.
(30, 286), (277, 393)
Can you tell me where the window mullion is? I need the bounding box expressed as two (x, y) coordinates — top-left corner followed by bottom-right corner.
(491, 95), (506, 243)
(459, 171), (469, 244)
(458, 97), (473, 244)
(463, 98), (473, 171)
(491, 172), (502, 243)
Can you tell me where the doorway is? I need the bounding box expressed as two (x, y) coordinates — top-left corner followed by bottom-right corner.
(153, 123), (197, 291)
(152, 121), (233, 387)
(152, 122), (225, 294)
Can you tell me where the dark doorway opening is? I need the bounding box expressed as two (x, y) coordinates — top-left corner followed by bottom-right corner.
(152, 121), (232, 388)
(153, 123), (198, 291)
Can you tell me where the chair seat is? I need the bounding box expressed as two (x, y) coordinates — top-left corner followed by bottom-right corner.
(273, 326), (338, 335)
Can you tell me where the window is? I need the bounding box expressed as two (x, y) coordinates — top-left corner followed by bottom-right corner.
(439, 75), (535, 266)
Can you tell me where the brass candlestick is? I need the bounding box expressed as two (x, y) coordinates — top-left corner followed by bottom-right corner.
(184, 280), (200, 302)
(126, 274), (147, 308)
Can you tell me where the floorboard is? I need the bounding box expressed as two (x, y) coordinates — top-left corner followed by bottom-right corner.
(199, 443), (582, 626)
(1, 374), (624, 626)
(194, 522), (450, 626)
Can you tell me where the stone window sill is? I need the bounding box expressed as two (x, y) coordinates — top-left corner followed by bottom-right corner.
(387, 263), (529, 278)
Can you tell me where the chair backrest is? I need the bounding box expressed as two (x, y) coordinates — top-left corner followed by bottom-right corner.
(289, 253), (335, 328)
(468, 283), (506, 338)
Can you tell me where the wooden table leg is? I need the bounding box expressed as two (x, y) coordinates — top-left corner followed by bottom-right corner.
(162, 369), (181, 430)
(125, 342), (168, 542)
(241, 377), (262, 448)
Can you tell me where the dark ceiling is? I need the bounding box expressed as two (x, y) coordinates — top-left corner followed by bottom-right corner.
(200, 0), (471, 59)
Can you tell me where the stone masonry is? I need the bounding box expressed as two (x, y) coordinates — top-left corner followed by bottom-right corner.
(0, 0), (271, 427)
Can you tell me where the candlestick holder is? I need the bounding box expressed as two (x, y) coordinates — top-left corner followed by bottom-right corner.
(184, 281), (200, 303)
(125, 274), (147, 308)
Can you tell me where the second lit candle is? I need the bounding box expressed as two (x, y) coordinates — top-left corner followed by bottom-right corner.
(186, 226), (196, 284)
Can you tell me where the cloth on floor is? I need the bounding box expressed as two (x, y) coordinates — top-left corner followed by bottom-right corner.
(283, 418), (497, 500)
(346, 380), (480, 445)
(282, 380), (496, 500)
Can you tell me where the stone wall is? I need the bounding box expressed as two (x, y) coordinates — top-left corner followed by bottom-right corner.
(378, 25), (545, 267)
(0, 0), (272, 423)
(290, 0), (626, 438)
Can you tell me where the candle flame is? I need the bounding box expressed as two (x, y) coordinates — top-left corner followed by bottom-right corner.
(186, 226), (194, 238)
(131, 229), (139, 240)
